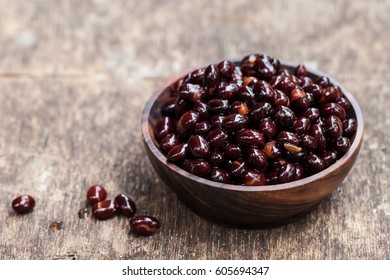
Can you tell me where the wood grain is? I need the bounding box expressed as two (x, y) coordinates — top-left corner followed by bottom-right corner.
(0, 0), (389, 259)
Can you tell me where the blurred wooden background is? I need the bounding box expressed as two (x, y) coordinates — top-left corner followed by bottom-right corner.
(0, 0), (389, 259)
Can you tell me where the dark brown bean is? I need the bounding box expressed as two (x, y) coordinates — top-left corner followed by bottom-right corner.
(292, 117), (310, 135)
(343, 118), (357, 137)
(238, 85), (256, 105)
(295, 64), (307, 77)
(183, 159), (211, 177)
(316, 76), (332, 88)
(320, 87), (342, 104)
(231, 101), (249, 115)
(154, 116), (175, 141)
(12, 195), (36, 214)
(300, 134), (318, 150)
(290, 87), (309, 110)
(247, 146), (267, 170)
(229, 160), (246, 178)
(115, 194), (137, 217)
(303, 107), (320, 123)
(175, 96), (192, 117)
(130, 215), (160, 236)
(218, 82), (239, 101)
(92, 200), (118, 220)
(321, 102), (346, 120)
(242, 169), (266, 186)
(336, 96), (351, 112)
(207, 127), (228, 148)
(259, 119), (277, 138)
(184, 68), (205, 85)
(295, 164), (305, 180)
(273, 105), (296, 128)
(333, 136), (351, 154)
(300, 76), (314, 89)
(306, 154), (325, 173)
(266, 170), (279, 185)
(86, 185), (107, 205)
(193, 101), (209, 121)
(160, 133), (180, 154)
(305, 84), (323, 101)
(161, 97), (177, 117)
(278, 162), (296, 183)
(325, 115), (343, 138)
(222, 114), (249, 131)
(235, 129), (265, 146)
(207, 98), (230, 114)
(167, 143), (188, 162)
(178, 83), (206, 101)
(217, 60), (235, 80)
(252, 80), (275, 101)
(209, 167), (231, 183)
(249, 102), (273, 122)
(204, 64), (220, 92)
(277, 131), (300, 146)
(255, 56), (276, 81)
(210, 115), (226, 127)
(188, 135), (210, 159)
(209, 150), (224, 166)
(309, 124), (327, 151)
(224, 143), (243, 160)
(264, 140), (283, 159)
(321, 150), (338, 167)
(177, 110), (200, 133)
(272, 89), (290, 106)
(194, 121), (211, 136)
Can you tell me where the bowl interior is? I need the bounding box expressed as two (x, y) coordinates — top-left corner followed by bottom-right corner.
(143, 60), (363, 192)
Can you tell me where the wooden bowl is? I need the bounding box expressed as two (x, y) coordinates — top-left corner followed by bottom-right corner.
(141, 60), (364, 228)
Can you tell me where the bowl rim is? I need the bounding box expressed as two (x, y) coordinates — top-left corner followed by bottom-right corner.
(141, 59), (364, 192)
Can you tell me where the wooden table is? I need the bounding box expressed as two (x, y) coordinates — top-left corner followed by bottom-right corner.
(0, 0), (388, 260)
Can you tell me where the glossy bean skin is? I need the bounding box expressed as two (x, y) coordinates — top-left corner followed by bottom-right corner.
(242, 169), (266, 186)
(130, 215), (160, 236)
(204, 64), (220, 93)
(167, 143), (188, 162)
(178, 83), (206, 101)
(12, 195), (36, 214)
(321, 102), (346, 120)
(115, 194), (137, 217)
(259, 119), (277, 138)
(229, 160), (246, 178)
(160, 133), (180, 154)
(343, 118), (357, 137)
(273, 105), (296, 128)
(333, 136), (351, 154)
(224, 143), (243, 160)
(183, 159), (211, 177)
(194, 121), (211, 136)
(306, 154), (325, 173)
(247, 146), (267, 170)
(86, 185), (107, 205)
(209, 150), (225, 166)
(154, 117), (175, 141)
(325, 115), (343, 138)
(92, 200), (118, 220)
(222, 114), (249, 131)
(207, 127), (228, 148)
(235, 129), (265, 146)
(154, 54), (356, 186)
(217, 60), (235, 80)
(188, 135), (210, 159)
(278, 163), (296, 183)
(249, 102), (273, 122)
(209, 167), (231, 183)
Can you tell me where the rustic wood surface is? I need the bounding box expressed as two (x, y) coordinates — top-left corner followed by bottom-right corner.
(0, 0), (389, 260)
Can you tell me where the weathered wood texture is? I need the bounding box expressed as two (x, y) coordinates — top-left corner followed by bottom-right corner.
(0, 0), (389, 260)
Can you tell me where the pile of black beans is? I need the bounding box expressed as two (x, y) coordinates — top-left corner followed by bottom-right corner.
(154, 54), (357, 186)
